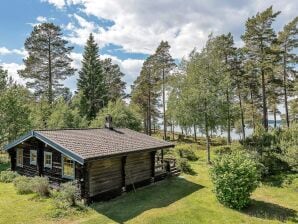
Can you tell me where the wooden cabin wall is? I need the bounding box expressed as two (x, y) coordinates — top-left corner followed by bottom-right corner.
(88, 157), (122, 197)
(125, 151), (152, 185)
(14, 138), (39, 177)
(10, 138), (81, 184)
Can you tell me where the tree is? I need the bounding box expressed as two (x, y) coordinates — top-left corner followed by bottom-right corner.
(18, 23), (75, 104)
(101, 58), (126, 102)
(90, 99), (142, 131)
(47, 98), (88, 129)
(0, 66), (9, 92)
(0, 86), (31, 147)
(152, 41), (175, 139)
(182, 35), (225, 163)
(278, 17), (298, 128)
(77, 33), (106, 120)
(131, 55), (160, 135)
(241, 7), (280, 131)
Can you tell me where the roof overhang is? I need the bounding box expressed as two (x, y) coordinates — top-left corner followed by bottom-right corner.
(3, 131), (84, 165)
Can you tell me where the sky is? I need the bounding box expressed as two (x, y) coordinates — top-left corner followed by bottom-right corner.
(0, 0), (297, 94)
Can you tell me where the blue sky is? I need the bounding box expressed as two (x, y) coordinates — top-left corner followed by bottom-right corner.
(0, 0), (297, 94)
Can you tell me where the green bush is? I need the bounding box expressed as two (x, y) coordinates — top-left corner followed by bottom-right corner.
(210, 150), (260, 210)
(279, 124), (298, 172)
(52, 181), (80, 208)
(13, 176), (33, 194)
(31, 176), (49, 197)
(214, 146), (232, 155)
(176, 144), (198, 161)
(0, 171), (19, 183)
(177, 158), (195, 175)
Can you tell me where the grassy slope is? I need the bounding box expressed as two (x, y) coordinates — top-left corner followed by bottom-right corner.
(0, 147), (297, 224)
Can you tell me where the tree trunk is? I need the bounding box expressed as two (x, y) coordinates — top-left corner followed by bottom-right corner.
(261, 69), (268, 131)
(172, 123), (175, 140)
(283, 47), (290, 128)
(250, 89), (256, 131)
(226, 90), (231, 145)
(238, 88), (245, 140)
(162, 68), (167, 140)
(193, 124), (197, 142)
(148, 77), (152, 136)
(48, 36), (53, 105)
(204, 100), (211, 164)
(273, 106), (277, 128)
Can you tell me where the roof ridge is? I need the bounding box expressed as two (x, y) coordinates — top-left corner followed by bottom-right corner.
(34, 127), (111, 131)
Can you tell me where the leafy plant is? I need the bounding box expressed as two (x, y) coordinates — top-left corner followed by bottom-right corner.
(31, 176), (49, 197)
(176, 144), (198, 161)
(177, 158), (195, 175)
(52, 181), (80, 208)
(210, 150), (260, 209)
(0, 171), (19, 183)
(13, 176), (33, 194)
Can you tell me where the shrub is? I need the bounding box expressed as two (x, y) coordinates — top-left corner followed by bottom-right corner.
(279, 124), (298, 172)
(214, 146), (231, 155)
(210, 150), (260, 210)
(177, 158), (195, 175)
(31, 176), (49, 197)
(13, 176), (33, 194)
(52, 181), (80, 208)
(176, 144), (198, 161)
(0, 171), (19, 183)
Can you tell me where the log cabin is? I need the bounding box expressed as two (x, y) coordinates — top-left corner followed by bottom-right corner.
(3, 117), (178, 202)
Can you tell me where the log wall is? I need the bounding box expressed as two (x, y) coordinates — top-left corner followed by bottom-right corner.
(88, 157), (122, 197)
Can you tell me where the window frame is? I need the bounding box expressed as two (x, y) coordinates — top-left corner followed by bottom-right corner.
(30, 150), (37, 166)
(44, 152), (52, 169)
(61, 155), (75, 179)
(16, 148), (23, 167)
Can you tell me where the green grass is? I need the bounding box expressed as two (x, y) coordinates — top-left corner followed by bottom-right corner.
(0, 146), (297, 224)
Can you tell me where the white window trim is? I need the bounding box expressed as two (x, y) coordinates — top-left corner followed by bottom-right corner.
(44, 152), (52, 169)
(30, 150), (37, 166)
(16, 148), (23, 167)
(61, 155), (75, 179)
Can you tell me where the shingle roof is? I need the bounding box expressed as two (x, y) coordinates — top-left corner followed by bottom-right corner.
(4, 128), (174, 164)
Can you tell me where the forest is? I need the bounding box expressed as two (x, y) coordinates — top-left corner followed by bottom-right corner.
(1, 7), (297, 156)
(0, 5), (297, 224)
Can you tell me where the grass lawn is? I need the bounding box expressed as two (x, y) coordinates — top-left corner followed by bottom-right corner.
(0, 148), (297, 224)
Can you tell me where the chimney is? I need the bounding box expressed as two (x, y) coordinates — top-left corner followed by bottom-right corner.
(105, 114), (113, 129)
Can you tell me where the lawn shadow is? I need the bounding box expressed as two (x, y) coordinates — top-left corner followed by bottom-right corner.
(91, 177), (204, 223)
(242, 199), (298, 223)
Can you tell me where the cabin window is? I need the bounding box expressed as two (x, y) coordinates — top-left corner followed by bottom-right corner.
(17, 148), (23, 167)
(30, 150), (37, 165)
(44, 152), (52, 168)
(62, 156), (74, 179)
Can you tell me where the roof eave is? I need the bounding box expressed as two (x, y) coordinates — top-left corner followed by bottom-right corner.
(84, 144), (175, 162)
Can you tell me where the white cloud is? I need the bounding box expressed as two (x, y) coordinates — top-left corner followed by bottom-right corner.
(1, 63), (26, 85)
(43, 0), (298, 59)
(36, 16), (48, 23)
(0, 46), (28, 57)
(0, 47), (11, 55)
(41, 0), (66, 9)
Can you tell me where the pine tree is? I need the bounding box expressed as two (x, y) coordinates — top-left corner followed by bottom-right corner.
(18, 23), (75, 104)
(131, 55), (160, 135)
(241, 6), (280, 131)
(152, 41), (175, 139)
(278, 16), (298, 128)
(77, 33), (106, 120)
(101, 58), (126, 102)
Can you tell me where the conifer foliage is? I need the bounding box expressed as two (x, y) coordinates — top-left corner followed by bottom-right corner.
(18, 23), (75, 104)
